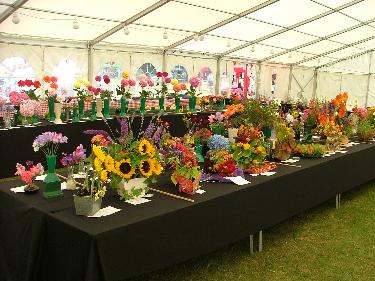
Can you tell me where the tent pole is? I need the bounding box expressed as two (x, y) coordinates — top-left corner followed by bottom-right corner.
(215, 57), (221, 95)
(256, 62), (261, 98)
(162, 51), (167, 72)
(287, 65), (293, 100)
(312, 68), (318, 100)
(88, 45), (93, 83)
(365, 52), (373, 107)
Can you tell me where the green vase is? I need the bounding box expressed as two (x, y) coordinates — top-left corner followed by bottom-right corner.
(175, 97), (180, 113)
(103, 98), (110, 118)
(189, 96), (196, 112)
(140, 97), (146, 114)
(159, 97), (165, 112)
(261, 126), (272, 140)
(72, 107), (79, 123)
(90, 101), (97, 121)
(43, 155), (63, 199)
(195, 144), (204, 163)
(78, 99), (84, 118)
(48, 100), (55, 122)
(304, 124), (313, 143)
(218, 99), (225, 111)
(120, 97), (127, 117)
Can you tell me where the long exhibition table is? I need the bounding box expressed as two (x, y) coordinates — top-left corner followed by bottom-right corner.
(1, 142), (375, 281)
(0, 112), (211, 179)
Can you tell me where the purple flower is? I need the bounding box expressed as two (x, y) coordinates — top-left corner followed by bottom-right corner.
(118, 118), (129, 139)
(144, 122), (155, 139)
(152, 126), (163, 144)
(61, 144), (86, 167)
(33, 132), (68, 154)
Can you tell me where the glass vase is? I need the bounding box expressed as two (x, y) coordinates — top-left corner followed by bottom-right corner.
(72, 107), (79, 123)
(218, 99), (225, 111)
(48, 99), (55, 122)
(304, 124), (313, 143)
(78, 99), (84, 118)
(158, 97), (165, 112)
(140, 97), (146, 114)
(189, 96), (196, 112)
(90, 101), (97, 121)
(4, 112), (11, 129)
(43, 155), (63, 199)
(103, 98), (110, 118)
(175, 97), (180, 113)
(77, 161), (86, 175)
(120, 96), (127, 117)
(66, 166), (76, 190)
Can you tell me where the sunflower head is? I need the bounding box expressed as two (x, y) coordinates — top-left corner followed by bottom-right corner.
(115, 159), (135, 179)
(138, 139), (153, 156)
(93, 157), (102, 172)
(100, 170), (108, 182)
(151, 159), (162, 175)
(139, 159), (153, 178)
(104, 155), (115, 172)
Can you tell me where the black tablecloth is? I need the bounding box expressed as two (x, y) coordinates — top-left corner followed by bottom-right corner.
(0, 112), (211, 179)
(1, 142), (375, 281)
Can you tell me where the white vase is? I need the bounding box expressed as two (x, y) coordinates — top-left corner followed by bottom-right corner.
(228, 128), (239, 143)
(117, 177), (147, 200)
(96, 98), (103, 118)
(54, 103), (63, 124)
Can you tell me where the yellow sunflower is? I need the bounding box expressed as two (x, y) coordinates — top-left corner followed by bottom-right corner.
(104, 155), (115, 172)
(115, 159), (135, 179)
(139, 159), (153, 178)
(150, 159), (162, 175)
(138, 139), (153, 156)
(92, 144), (106, 162)
(93, 157), (103, 172)
(100, 170), (108, 182)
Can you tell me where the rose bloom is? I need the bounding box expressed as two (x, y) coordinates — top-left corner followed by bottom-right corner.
(164, 77), (171, 84)
(128, 79), (136, 87)
(95, 75), (101, 82)
(139, 80), (148, 88)
(162, 72), (168, 77)
(43, 76), (51, 83)
(173, 84), (181, 92)
(25, 80), (33, 87)
(147, 79), (154, 87)
(104, 77), (110, 84)
(33, 81), (41, 88)
(156, 72), (163, 78)
(121, 79), (129, 87)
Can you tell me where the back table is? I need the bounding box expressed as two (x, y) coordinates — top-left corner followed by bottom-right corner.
(1, 142), (374, 281)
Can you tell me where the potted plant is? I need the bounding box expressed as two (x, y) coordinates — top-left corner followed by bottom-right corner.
(357, 119), (375, 142)
(15, 161), (44, 193)
(273, 121), (296, 161)
(60, 144), (87, 190)
(186, 77), (200, 112)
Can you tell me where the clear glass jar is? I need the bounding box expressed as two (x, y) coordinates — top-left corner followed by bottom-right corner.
(66, 166), (77, 190)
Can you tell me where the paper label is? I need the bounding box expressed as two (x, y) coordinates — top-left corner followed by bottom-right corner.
(224, 176), (250, 185)
(88, 206), (121, 217)
(195, 189), (206, 194)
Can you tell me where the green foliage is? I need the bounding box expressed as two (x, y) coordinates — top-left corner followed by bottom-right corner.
(357, 119), (375, 134)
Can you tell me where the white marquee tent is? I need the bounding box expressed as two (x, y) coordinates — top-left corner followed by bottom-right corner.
(1, 0), (375, 107)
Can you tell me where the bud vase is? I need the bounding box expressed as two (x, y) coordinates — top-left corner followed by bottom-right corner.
(103, 98), (110, 118)
(140, 97), (146, 114)
(189, 96), (196, 112)
(194, 144), (204, 163)
(78, 99), (85, 118)
(4, 112), (11, 128)
(120, 97), (127, 117)
(261, 126), (272, 140)
(74, 195), (102, 216)
(72, 107), (79, 123)
(66, 166), (76, 190)
(90, 101), (97, 121)
(218, 99), (225, 110)
(158, 97), (165, 112)
(77, 161), (85, 175)
(175, 97), (180, 113)
(96, 98), (103, 118)
(48, 100), (55, 122)
(43, 155), (63, 199)
(304, 124), (313, 143)
(54, 103), (63, 124)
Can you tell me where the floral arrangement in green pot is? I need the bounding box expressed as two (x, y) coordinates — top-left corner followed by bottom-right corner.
(294, 143), (326, 158)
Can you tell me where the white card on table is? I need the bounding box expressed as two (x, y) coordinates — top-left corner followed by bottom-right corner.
(260, 171), (276, 176)
(224, 176), (250, 185)
(88, 206), (121, 217)
(10, 186), (26, 193)
(195, 189), (206, 194)
(143, 193), (154, 198)
(126, 197), (151, 205)
(35, 174), (46, 181)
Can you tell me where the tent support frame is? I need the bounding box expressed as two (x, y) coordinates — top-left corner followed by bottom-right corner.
(365, 52), (373, 107)
(0, 0), (28, 24)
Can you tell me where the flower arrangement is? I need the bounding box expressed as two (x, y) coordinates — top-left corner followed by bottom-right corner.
(117, 73), (136, 99)
(183, 113), (210, 132)
(32, 131), (68, 155)
(20, 99), (38, 118)
(331, 92), (348, 119)
(186, 77), (200, 97)
(139, 75), (155, 98)
(73, 77), (91, 101)
(17, 79), (41, 100)
(192, 128), (212, 145)
(207, 134), (230, 151)
(273, 121), (296, 161)
(223, 103), (244, 128)
(202, 149), (242, 181)
(162, 138), (201, 195)
(208, 112), (227, 136)
(231, 125), (268, 170)
(294, 143), (326, 158)
(156, 71), (171, 98)
(43, 75), (59, 102)
(94, 75), (112, 99)
(15, 161), (44, 192)
(9, 91), (29, 106)
(357, 119), (375, 142)
(230, 88), (245, 104)
(61, 144), (86, 167)
(243, 98), (279, 129)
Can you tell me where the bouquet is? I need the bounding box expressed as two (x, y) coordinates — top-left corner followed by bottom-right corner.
(15, 161), (44, 192)
(32, 131), (68, 155)
(294, 143), (326, 158)
(73, 77), (91, 101)
(273, 121), (296, 161)
(94, 75), (113, 99)
(139, 75), (155, 98)
(243, 98), (279, 129)
(223, 103), (244, 128)
(61, 144), (86, 167)
(208, 112), (227, 136)
(156, 71), (171, 98)
(117, 72), (136, 99)
(17, 79), (41, 100)
(9, 91), (29, 106)
(192, 128), (212, 145)
(186, 77), (200, 97)
(43, 75), (59, 102)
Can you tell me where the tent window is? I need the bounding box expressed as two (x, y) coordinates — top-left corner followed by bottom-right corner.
(271, 68), (277, 96)
(0, 57), (35, 99)
(52, 59), (82, 95)
(98, 62), (122, 79)
(136, 63), (157, 81)
(198, 67), (214, 94)
(171, 65), (188, 83)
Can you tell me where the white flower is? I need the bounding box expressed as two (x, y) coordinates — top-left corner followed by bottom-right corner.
(286, 113), (294, 124)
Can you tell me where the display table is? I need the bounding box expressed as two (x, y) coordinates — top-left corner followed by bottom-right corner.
(1, 142), (375, 281)
(0, 112), (211, 179)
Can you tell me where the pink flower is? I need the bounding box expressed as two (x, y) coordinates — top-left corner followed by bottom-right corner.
(139, 74), (147, 81)
(156, 72), (163, 78)
(9, 92), (21, 106)
(34, 102), (44, 116)
(162, 72), (168, 77)
(121, 79), (129, 87)
(95, 75), (101, 82)
(20, 93), (30, 101)
(87, 85), (94, 92)
(20, 100), (37, 117)
(164, 77), (171, 83)
(20, 170), (33, 184)
(189, 77), (200, 88)
(147, 79), (154, 87)
(139, 80), (147, 88)
(180, 83), (187, 90)
(128, 79), (136, 87)
(15, 163), (26, 176)
(60, 87), (68, 95)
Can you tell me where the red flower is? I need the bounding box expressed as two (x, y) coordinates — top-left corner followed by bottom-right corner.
(95, 75), (101, 82)
(156, 72), (162, 78)
(162, 72), (168, 77)
(50, 76), (58, 83)
(104, 77), (110, 84)
(164, 77), (171, 83)
(180, 83), (187, 90)
(18, 80), (26, 87)
(33, 81), (41, 88)
(43, 76), (50, 83)
(50, 83), (58, 89)
(25, 80), (33, 87)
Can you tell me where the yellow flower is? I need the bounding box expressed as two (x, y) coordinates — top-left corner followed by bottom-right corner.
(122, 71), (129, 79)
(171, 78), (179, 86)
(92, 145), (106, 162)
(83, 80), (91, 87)
(115, 159), (135, 179)
(94, 157), (103, 172)
(104, 155), (115, 172)
(237, 143), (243, 147)
(100, 170), (108, 182)
(76, 78), (83, 83)
(73, 81), (81, 89)
(138, 139), (153, 156)
(139, 159), (153, 178)
(243, 143), (250, 150)
(150, 158), (162, 175)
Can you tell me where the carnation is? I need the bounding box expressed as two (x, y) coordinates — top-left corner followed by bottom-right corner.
(189, 77), (200, 88)
(20, 100), (37, 117)
(9, 91), (21, 106)
(139, 80), (147, 88)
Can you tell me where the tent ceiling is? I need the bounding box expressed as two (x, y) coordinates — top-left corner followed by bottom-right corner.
(0, 0), (374, 68)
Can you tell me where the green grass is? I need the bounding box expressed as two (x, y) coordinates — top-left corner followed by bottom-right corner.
(130, 180), (375, 281)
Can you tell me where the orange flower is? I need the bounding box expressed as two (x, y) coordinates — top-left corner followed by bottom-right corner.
(50, 83), (58, 89)
(43, 76), (50, 83)
(342, 92), (348, 101)
(50, 76), (58, 83)
(173, 84), (181, 93)
(332, 98), (339, 107)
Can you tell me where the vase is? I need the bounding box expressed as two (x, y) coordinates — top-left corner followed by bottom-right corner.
(304, 124), (313, 143)
(90, 101), (97, 121)
(21, 116), (29, 126)
(4, 112), (11, 129)
(158, 97), (165, 112)
(13, 106), (20, 127)
(218, 99), (225, 111)
(54, 103), (63, 124)
(77, 161), (86, 175)
(189, 96), (196, 112)
(273, 147), (291, 161)
(66, 166), (76, 190)
(96, 98), (103, 118)
(103, 98), (110, 118)
(24, 181), (39, 194)
(48, 100), (55, 122)
(261, 126), (272, 140)
(120, 96), (127, 117)
(140, 97), (146, 114)
(72, 107), (79, 123)
(117, 177), (148, 200)
(78, 99), (85, 118)
(228, 128), (239, 143)
(73, 195), (102, 216)
(195, 144), (204, 163)
(175, 97), (180, 113)
(32, 115), (39, 124)
(43, 155), (63, 199)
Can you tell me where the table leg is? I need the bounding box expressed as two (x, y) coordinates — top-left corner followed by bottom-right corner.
(259, 230), (263, 252)
(336, 193), (341, 209)
(249, 234), (254, 254)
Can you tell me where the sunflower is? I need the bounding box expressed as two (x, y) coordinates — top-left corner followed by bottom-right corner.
(104, 155), (115, 172)
(100, 170), (108, 182)
(150, 159), (162, 175)
(139, 159), (153, 178)
(138, 139), (153, 156)
(92, 144), (106, 162)
(93, 157), (103, 172)
(115, 159), (135, 179)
